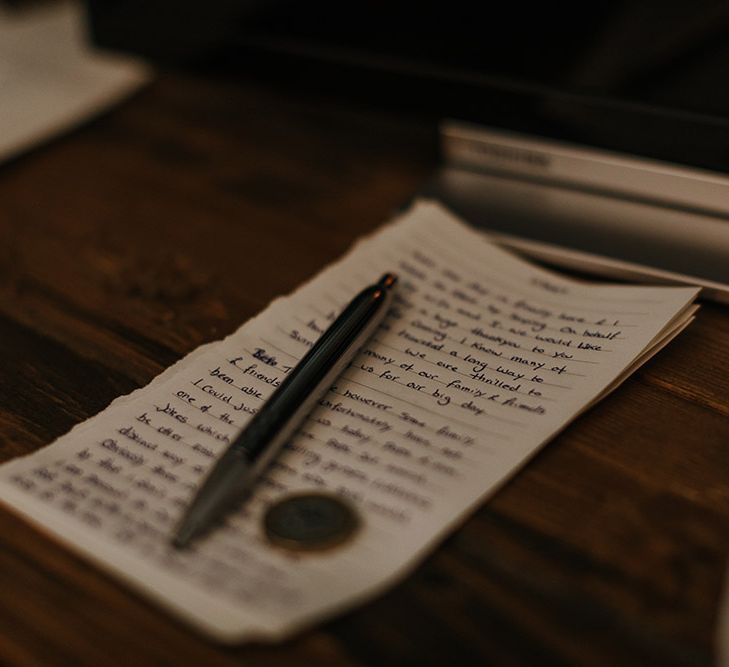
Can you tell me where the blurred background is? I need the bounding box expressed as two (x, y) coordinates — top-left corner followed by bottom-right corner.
(3, 0), (729, 296)
(83, 0), (729, 171)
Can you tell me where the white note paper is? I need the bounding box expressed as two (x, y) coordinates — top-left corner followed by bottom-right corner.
(0, 201), (698, 642)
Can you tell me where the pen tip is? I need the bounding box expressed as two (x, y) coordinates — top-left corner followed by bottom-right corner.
(378, 273), (398, 289)
(171, 521), (199, 550)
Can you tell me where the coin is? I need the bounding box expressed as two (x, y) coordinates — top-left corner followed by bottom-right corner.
(263, 493), (360, 551)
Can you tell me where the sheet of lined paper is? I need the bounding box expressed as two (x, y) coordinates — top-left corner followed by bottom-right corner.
(0, 201), (698, 642)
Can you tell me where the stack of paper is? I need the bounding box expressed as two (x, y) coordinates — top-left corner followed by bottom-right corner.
(0, 201), (698, 641)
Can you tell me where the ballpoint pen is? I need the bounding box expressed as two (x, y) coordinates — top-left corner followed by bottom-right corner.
(172, 272), (398, 548)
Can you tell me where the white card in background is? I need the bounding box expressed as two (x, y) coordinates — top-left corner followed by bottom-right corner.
(0, 1), (150, 164)
(0, 201), (698, 642)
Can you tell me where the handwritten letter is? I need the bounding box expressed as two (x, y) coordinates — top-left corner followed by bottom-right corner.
(0, 201), (698, 641)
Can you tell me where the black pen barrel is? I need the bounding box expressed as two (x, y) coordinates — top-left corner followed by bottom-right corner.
(172, 273), (397, 547)
(233, 273), (397, 462)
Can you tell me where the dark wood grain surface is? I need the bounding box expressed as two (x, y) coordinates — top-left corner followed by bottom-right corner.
(0, 72), (727, 666)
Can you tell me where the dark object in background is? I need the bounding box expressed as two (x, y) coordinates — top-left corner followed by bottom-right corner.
(87, 1), (729, 173)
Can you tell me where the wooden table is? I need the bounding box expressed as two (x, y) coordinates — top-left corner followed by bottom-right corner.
(0, 72), (727, 666)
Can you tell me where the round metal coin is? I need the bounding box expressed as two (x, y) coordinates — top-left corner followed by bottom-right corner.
(263, 493), (360, 552)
